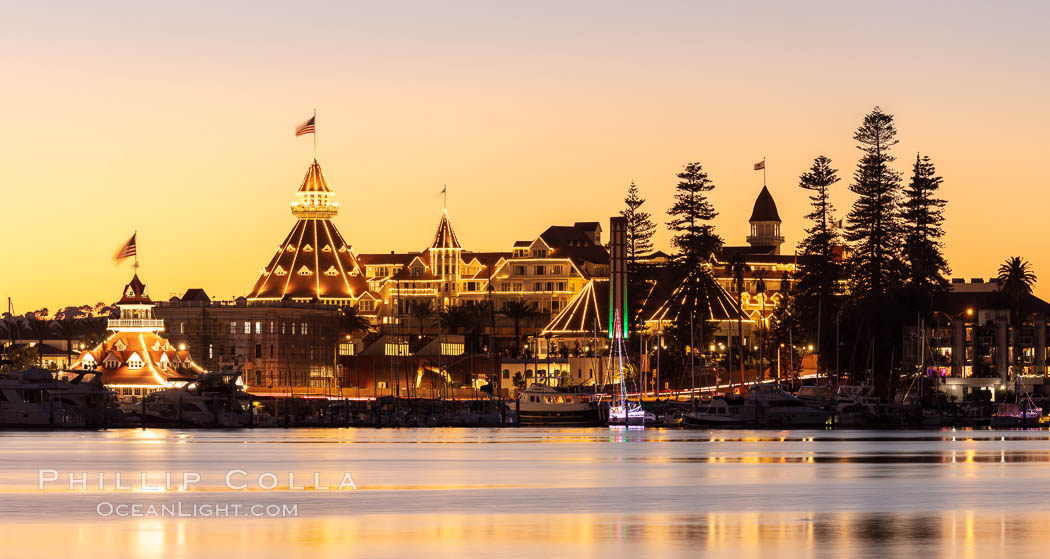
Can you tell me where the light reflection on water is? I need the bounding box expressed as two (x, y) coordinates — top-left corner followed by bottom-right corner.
(3, 427), (1050, 558)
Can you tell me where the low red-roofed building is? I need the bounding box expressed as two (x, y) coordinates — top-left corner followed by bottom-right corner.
(70, 274), (202, 398)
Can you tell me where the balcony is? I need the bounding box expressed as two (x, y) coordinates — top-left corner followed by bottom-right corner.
(108, 318), (165, 330)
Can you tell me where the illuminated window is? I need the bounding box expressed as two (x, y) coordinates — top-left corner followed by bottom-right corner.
(274, 266), (287, 276)
(255, 321), (261, 334)
(302, 244), (313, 252)
(127, 353), (144, 369)
(244, 321), (250, 334)
(298, 266), (312, 276)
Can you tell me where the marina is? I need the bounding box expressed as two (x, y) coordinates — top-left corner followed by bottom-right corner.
(5, 427), (1050, 557)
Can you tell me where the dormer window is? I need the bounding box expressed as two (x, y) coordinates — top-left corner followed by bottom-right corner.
(104, 354), (121, 368)
(302, 244), (313, 252)
(127, 353), (144, 369)
(322, 244), (332, 253)
(114, 339), (127, 352)
(298, 266), (313, 276)
(274, 266), (287, 276)
(324, 266), (339, 276)
(286, 245), (296, 252)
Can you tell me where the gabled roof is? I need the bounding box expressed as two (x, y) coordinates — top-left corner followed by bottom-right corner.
(297, 159), (332, 193)
(539, 225), (595, 248)
(358, 252), (416, 266)
(117, 274), (152, 305)
(431, 210), (462, 249)
(749, 186), (781, 222)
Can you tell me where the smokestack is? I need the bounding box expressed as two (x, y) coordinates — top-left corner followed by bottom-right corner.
(609, 216), (627, 340)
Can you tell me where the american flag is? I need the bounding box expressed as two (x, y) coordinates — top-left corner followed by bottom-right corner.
(295, 116), (316, 137)
(754, 160), (765, 171)
(113, 233), (137, 264)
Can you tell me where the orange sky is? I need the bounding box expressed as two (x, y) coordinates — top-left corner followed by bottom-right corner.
(2, 1), (1048, 312)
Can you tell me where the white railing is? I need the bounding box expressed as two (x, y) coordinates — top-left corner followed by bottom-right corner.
(108, 318), (165, 330)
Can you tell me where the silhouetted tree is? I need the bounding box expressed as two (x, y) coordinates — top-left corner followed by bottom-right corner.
(997, 256), (1036, 378)
(795, 155), (843, 374)
(998, 256), (1037, 326)
(407, 300), (435, 339)
(667, 162), (722, 361)
(500, 300), (534, 357)
(901, 153), (950, 308)
(621, 181), (656, 269)
(667, 162), (722, 265)
(845, 107), (904, 299)
(844, 107), (905, 395)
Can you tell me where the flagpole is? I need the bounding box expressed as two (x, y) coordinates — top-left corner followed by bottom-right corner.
(313, 108), (317, 160)
(763, 157), (766, 187)
(133, 230), (139, 270)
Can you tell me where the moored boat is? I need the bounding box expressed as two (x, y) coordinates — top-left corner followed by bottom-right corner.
(516, 384), (601, 426)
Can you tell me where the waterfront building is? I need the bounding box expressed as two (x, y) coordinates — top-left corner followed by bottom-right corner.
(69, 275), (201, 397)
(916, 277), (1050, 400)
(153, 290), (341, 391)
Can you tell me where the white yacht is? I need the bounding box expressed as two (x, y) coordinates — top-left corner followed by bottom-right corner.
(125, 371), (253, 427)
(0, 368), (86, 427)
(516, 384), (601, 426)
(683, 397), (744, 427)
(740, 385), (831, 427)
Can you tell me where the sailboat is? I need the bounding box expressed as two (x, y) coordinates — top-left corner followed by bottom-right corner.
(606, 310), (653, 426)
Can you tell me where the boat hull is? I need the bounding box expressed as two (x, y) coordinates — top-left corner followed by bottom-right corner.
(518, 409), (601, 426)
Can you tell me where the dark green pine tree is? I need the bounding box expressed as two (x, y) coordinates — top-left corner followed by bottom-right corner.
(901, 153), (950, 306)
(667, 162), (722, 266)
(666, 162), (722, 364)
(794, 156), (843, 374)
(845, 106), (905, 299)
(621, 181), (656, 269)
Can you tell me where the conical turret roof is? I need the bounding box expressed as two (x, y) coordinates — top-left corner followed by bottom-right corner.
(749, 186), (781, 222)
(297, 159), (332, 193)
(432, 209), (462, 249)
(248, 159), (368, 302)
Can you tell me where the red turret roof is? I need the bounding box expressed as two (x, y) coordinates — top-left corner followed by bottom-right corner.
(432, 210), (462, 249)
(117, 274), (152, 305)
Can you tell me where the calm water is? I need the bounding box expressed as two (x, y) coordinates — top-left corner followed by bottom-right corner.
(3, 427), (1050, 558)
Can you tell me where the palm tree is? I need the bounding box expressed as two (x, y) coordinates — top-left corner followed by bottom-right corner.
(727, 253), (749, 384)
(83, 316), (110, 346)
(755, 269), (767, 379)
(437, 303), (470, 336)
(25, 316), (55, 365)
(500, 300), (534, 357)
(337, 305), (373, 337)
(3, 314), (26, 346)
(998, 256), (1037, 321)
(54, 309), (83, 367)
(407, 300), (435, 339)
(998, 256), (1037, 377)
